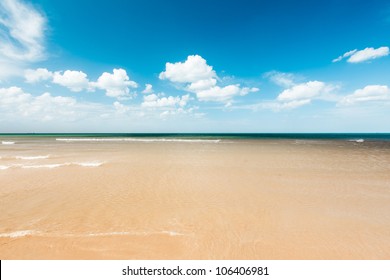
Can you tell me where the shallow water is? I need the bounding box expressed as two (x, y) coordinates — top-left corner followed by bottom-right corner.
(0, 137), (389, 259)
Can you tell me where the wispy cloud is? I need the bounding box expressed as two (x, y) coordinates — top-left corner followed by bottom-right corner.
(0, 0), (46, 62)
(338, 85), (390, 106)
(264, 71), (296, 87)
(333, 47), (389, 63)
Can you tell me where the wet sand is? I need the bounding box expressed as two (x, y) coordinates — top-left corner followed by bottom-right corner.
(0, 138), (390, 259)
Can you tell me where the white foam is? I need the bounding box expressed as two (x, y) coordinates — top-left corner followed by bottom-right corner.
(84, 231), (185, 237)
(56, 138), (220, 143)
(75, 161), (104, 167)
(21, 161), (104, 169)
(16, 155), (50, 160)
(0, 230), (37, 238)
(0, 165), (10, 170)
(85, 232), (135, 237)
(161, 230), (185, 236)
(0, 230), (185, 238)
(21, 163), (63, 169)
(349, 139), (364, 143)
(2, 141), (15, 145)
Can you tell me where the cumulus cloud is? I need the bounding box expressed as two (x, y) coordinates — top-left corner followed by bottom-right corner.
(186, 78), (217, 92)
(339, 85), (390, 105)
(277, 81), (332, 101)
(23, 67), (140, 98)
(159, 55), (216, 83)
(0, 0), (46, 62)
(0, 86), (86, 121)
(0, 86), (31, 105)
(141, 93), (190, 108)
(92, 68), (138, 98)
(159, 55), (259, 103)
(52, 70), (90, 92)
(24, 68), (53, 83)
(142, 84), (153, 94)
(270, 81), (337, 110)
(333, 47), (389, 63)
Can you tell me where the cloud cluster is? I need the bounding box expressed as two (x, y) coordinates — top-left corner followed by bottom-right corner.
(159, 55), (259, 103)
(333, 47), (389, 63)
(24, 68), (137, 98)
(140, 92), (196, 119)
(0, 86), (83, 121)
(141, 93), (190, 108)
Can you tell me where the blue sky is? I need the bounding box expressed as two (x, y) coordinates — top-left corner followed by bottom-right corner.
(1, 0), (390, 132)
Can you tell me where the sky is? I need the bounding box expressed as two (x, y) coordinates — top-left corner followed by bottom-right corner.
(0, 0), (390, 133)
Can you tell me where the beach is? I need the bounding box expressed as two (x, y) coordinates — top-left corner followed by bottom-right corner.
(0, 136), (389, 259)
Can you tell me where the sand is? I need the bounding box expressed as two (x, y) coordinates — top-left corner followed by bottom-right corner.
(0, 138), (389, 259)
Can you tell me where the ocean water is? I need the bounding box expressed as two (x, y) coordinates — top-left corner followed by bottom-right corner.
(1, 132), (390, 141)
(0, 133), (390, 259)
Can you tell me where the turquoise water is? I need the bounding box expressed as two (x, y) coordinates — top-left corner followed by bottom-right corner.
(1, 133), (390, 141)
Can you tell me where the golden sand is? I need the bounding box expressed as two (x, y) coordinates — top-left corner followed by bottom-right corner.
(0, 139), (389, 259)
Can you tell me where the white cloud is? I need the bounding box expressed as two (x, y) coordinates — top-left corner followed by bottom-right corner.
(186, 78), (217, 92)
(278, 99), (311, 109)
(160, 55), (259, 103)
(196, 85), (258, 102)
(332, 49), (357, 63)
(0, 86), (85, 121)
(333, 47), (389, 63)
(339, 85), (390, 105)
(141, 93), (190, 108)
(92, 68), (138, 98)
(142, 84), (153, 94)
(0, 0), (46, 62)
(265, 71), (295, 87)
(0, 86), (31, 105)
(159, 55), (216, 83)
(52, 70), (90, 92)
(268, 81), (337, 110)
(24, 68), (53, 83)
(277, 81), (331, 101)
(113, 101), (129, 114)
(240, 87), (259, 95)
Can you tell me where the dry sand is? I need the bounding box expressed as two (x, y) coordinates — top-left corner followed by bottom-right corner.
(0, 138), (389, 259)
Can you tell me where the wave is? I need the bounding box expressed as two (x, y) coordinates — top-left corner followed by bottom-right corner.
(349, 139), (364, 143)
(15, 155), (50, 160)
(84, 230), (185, 237)
(0, 230), (38, 238)
(0, 161), (104, 170)
(56, 138), (221, 143)
(1, 141), (15, 145)
(76, 162), (104, 167)
(0, 230), (185, 238)
(22, 161), (104, 169)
